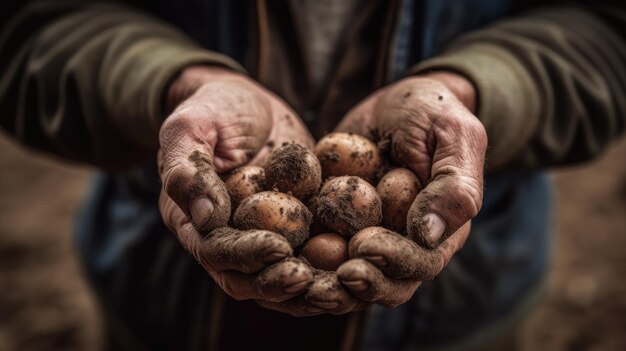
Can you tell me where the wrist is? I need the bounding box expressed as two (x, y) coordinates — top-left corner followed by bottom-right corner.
(419, 71), (477, 114)
(166, 65), (247, 113)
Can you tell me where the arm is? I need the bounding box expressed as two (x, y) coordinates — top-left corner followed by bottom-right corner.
(412, 5), (626, 170)
(335, 4), (625, 306)
(0, 1), (243, 168)
(1, 2), (359, 316)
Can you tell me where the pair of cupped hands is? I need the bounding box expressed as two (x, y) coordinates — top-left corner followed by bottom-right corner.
(158, 65), (487, 316)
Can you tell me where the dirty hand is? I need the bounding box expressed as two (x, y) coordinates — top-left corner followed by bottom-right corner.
(157, 65), (361, 316)
(159, 65), (314, 232)
(335, 72), (487, 306)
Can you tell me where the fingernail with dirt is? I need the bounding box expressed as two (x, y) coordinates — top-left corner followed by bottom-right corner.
(420, 213), (445, 247)
(263, 252), (289, 263)
(341, 279), (369, 292)
(310, 300), (339, 310)
(284, 280), (310, 294)
(190, 197), (214, 228)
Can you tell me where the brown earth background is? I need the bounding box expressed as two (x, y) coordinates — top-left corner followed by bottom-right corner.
(0, 133), (625, 351)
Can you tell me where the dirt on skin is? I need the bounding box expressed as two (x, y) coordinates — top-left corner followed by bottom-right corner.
(187, 150), (231, 232)
(351, 227), (441, 280)
(304, 270), (356, 311)
(232, 191), (312, 248)
(0, 134), (625, 350)
(203, 227), (291, 274)
(255, 257), (312, 297)
(316, 176), (382, 236)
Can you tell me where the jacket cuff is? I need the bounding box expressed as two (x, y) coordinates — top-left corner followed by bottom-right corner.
(409, 44), (540, 169)
(109, 40), (247, 148)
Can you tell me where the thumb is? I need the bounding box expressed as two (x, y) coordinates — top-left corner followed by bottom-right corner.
(158, 116), (231, 232)
(404, 110), (486, 248)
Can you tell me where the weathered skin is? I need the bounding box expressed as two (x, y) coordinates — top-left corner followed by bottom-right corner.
(159, 67), (486, 314)
(158, 66), (367, 315)
(335, 72), (486, 308)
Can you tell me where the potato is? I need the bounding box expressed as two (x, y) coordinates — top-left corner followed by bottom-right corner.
(300, 233), (349, 271)
(376, 168), (422, 233)
(265, 143), (322, 200)
(314, 132), (383, 183)
(316, 176), (382, 236)
(307, 198), (331, 236)
(233, 191), (312, 247)
(224, 166), (266, 209)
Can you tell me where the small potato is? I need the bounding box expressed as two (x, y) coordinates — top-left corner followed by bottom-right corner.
(233, 191), (312, 247)
(300, 233), (349, 271)
(314, 132), (383, 183)
(265, 143), (322, 200)
(316, 176), (382, 236)
(376, 168), (422, 233)
(224, 166), (266, 209)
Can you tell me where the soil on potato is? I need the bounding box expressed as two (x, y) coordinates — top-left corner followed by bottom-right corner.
(265, 143), (321, 199)
(233, 192), (312, 248)
(267, 143), (312, 183)
(317, 177), (381, 236)
(1, 134), (625, 350)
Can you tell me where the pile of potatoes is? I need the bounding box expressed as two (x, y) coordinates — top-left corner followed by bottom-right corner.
(222, 132), (423, 272)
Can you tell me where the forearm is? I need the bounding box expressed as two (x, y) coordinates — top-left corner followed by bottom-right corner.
(0, 1), (244, 168)
(411, 5), (626, 170)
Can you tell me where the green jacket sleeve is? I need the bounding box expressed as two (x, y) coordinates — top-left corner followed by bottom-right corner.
(411, 5), (626, 170)
(0, 1), (245, 168)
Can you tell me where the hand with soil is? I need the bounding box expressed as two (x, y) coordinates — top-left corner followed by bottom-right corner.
(159, 65), (315, 233)
(157, 66), (325, 315)
(334, 72), (487, 306)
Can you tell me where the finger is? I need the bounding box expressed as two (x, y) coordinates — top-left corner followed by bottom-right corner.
(209, 270), (258, 301)
(256, 296), (325, 317)
(349, 227), (442, 280)
(159, 193), (292, 273)
(255, 258), (314, 302)
(436, 221), (471, 268)
(201, 227), (293, 273)
(305, 271), (368, 315)
(159, 189), (189, 234)
(158, 115), (231, 232)
(337, 259), (421, 308)
(211, 258), (313, 302)
(404, 109), (486, 248)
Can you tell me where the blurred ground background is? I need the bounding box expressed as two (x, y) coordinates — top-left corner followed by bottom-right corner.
(0, 133), (624, 351)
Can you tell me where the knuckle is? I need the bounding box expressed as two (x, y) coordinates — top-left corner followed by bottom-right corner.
(215, 275), (235, 297)
(161, 208), (177, 233)
(191, 245), (212, 271)
(219, 275), (248, 301)
(455, 178), (483, 219)
(162, 162), (192, 201)
(160, 112), (195, 145)
(466, 117), (488, 150)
